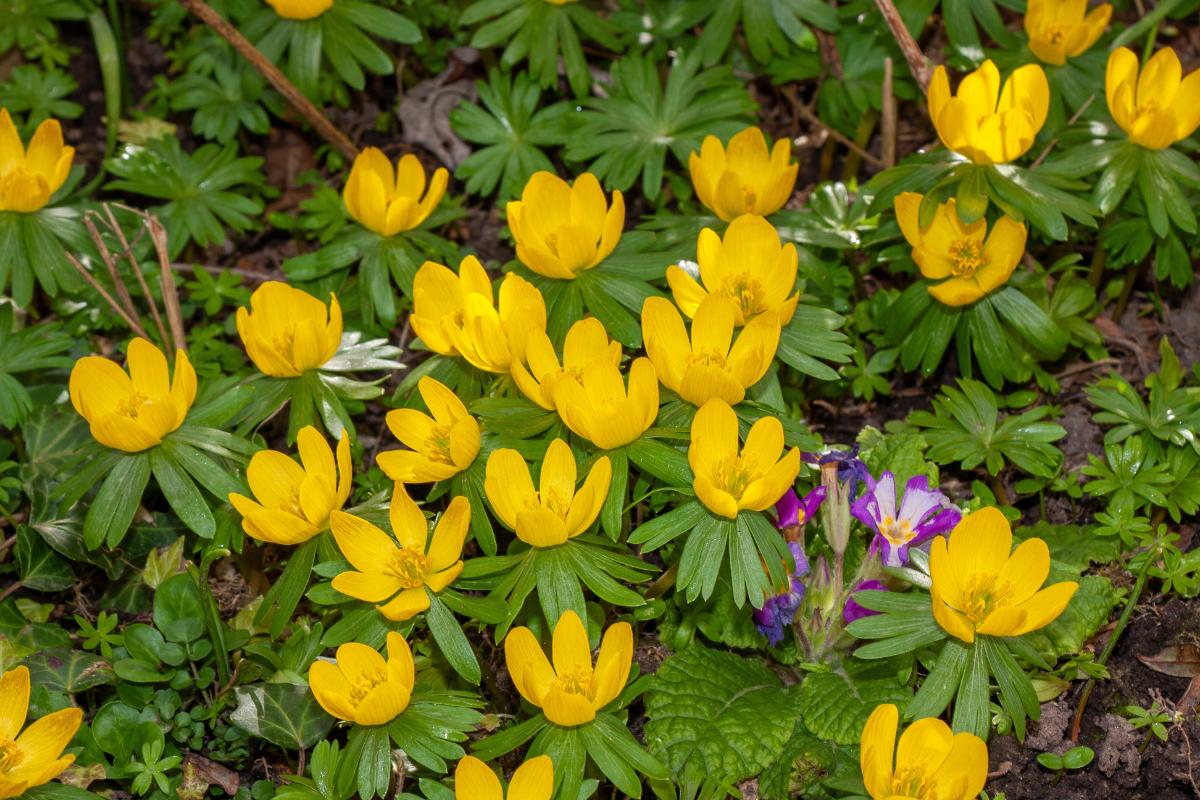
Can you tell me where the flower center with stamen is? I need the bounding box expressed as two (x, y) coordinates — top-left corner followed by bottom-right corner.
(713, 455), (757, 500)
(949, 240), (986, 278)
(528, 487), (570, 518)
(117, 391), (149, 419)
(686, 348), (728, 370)
(1047, 25), (1066, 45)
(722, 274), (765, 318)
(742, 186), (758, 211)
(0, 739), (23, 773)
(891, 765), (938, 799)
(273, 329), (295, 358)
(282, 485), (306, 519)
(424, 422), (456, 466)
(878, 515), (915, 546)
(385, 547), (429, 589)
(956, 573), (1016, 624)
(553, 665), (594, 699)
(347, 666), (389, 705)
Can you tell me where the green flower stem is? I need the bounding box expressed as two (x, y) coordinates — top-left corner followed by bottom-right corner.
(1070, 540), (1155, 741)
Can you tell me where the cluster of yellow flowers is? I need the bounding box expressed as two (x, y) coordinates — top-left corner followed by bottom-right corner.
(47, 11), (1200, 794)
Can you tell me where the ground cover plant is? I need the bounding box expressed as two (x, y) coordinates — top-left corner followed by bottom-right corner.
(1, 0), (1200, 798)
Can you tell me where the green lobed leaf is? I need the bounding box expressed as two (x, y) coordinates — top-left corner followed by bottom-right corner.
(230, 683), (335, 751)
(644, 644), (802, 783)
(798, 661), (911, 745)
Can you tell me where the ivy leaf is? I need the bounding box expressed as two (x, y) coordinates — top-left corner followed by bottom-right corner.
(14, 526), (74, 592)
(644, 644), (801, 783)
(230, 684), (335, 751)
(23, 647), (115, 693)
(798, 660), (912, 745)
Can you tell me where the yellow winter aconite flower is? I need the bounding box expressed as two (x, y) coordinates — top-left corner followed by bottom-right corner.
(512, 318), (622, 411)
(927, 60), (1049, 165)
(485, 439), (611, 547)
(666, 214), (799, 326)
(504, 610), (632, 727)
(689, 127), (797, 221)
(0, 109), (74, 213)
(69, 337), (197, 453)
(688, 399), (800, 519)
(264, 0), (332, 20)
(1024, 0), (1111, 66)
(411, 256), (547, 373)
(930, 507), (1078, 644)
(506, 171), (624, 279)
(0, 666), (83, 799)
(642, 294), (779, 407)
(377, 376), (480, 483)
(894, 192), (1026, 307)
(455, 755), (553, 800)
(860, 703), (987, 800)
(552, 357), (659, 450)
(329, 485), (467, 620)
(1106, 47), (1200, 150)
(237, 281), (342, 377)
(344, 148), (448, 236)
(228, 426), (352, 546)
(309, 631), (415, 726)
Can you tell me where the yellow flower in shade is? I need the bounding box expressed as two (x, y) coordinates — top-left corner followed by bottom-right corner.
(1106, 47), (1200, 150)
(506, 171), (624, 279)
(484, 439), (611, 548)
(411, 256), (547, 373)
(504, 610), (632, 727)
(642, 295), (779, 407)
(512, 318), (622, 411)
(264, 0), (332, 20)
(859, 703), (987, 800)
(237, 281), (342, 378)
(69, 337), (197, 453)
(688, 127), (798, 222)
(894, 192), (1026, 307)
(329, 485), (467, 620)
(344, 148), (448, 236)
(0, 666), (82, 799)
(552, 358), (659, 451)
(228, 426), (352, 546)
(688, 399), (800, 519)
(930, 507), (1078, 644)
(309, 632), (414, 726)
(666, 214), (799, 326)
(927, 60), (1049, 165)
(454, 755), (553, 800)
(377, 377), (480, 483)
(0, 109), (74, 213)
(1024, 0), (1111, 66)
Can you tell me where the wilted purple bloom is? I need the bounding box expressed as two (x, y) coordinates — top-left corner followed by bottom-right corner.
(754, 542), (809, 646)
(775, 486), (827, 530)
(853, 471), (960, 567)
(803, 445), (871, 498)
(843, 579), (888, 624)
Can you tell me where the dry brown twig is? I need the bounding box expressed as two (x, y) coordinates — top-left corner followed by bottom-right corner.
(178, 0), (358, 161)
(874, 0), (932, 94)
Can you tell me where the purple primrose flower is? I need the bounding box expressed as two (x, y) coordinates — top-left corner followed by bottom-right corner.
(774, 486), (827, 530)
(753, 541), (809, 646)
(803, 445), (872, 498)
(852, 471), (960, 567)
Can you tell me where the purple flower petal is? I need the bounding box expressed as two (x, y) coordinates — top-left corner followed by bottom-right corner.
(844, 580), (888, 624)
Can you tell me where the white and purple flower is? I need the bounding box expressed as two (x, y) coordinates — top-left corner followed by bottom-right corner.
(852, 471), (960, 567)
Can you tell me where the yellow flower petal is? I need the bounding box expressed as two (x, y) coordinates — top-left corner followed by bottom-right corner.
(454, 756), (504, 800)
(859, 703), (899, 799)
